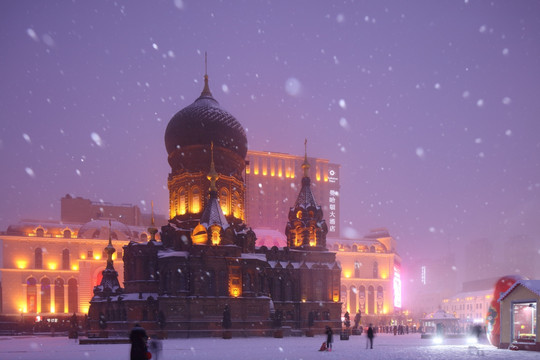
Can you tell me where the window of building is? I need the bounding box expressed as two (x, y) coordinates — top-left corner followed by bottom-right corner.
(354, 261), (361, 278)
(35, 248), (43, 269)
(87, 250), (93, 258)
(373, 262), (378, 279)
(349, 286), (357, 313)
(54, 278), (64, 313)
(62, 249), (70, 270)
(512, 302), (537, 343)
(220, 187), (229, 215)
(179, 187), (186, 215)
(63, 229), (71, 238)
(26, 277), (37, 313)
(36, 228), (45, 237)
(367, 286), (375, 314)
(377, 286), (384, 314)
(41, 278), (51, 313)
(68, 278), (78, 313)
(191, 186), (200, 213)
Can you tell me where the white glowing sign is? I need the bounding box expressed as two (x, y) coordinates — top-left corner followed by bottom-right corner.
(393, 265), (402, 308)
(328, 167), (339, 233)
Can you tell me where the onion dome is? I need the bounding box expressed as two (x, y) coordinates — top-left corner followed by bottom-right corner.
(164, 73), (247, 177)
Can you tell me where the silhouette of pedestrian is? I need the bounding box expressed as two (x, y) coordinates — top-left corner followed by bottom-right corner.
(366, 323), (374, 349)
(129, 323), (149, 360)
(325, 326), (333, 351)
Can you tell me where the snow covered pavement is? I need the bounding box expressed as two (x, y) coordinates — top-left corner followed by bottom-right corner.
(0, 333), (537, 360)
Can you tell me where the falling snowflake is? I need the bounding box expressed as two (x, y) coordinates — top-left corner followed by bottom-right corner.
(416, 147), (425, 159)
(91, 132), (104, 147)
(25, 167), (36, 178)
(339, 99), (346, 109)
(222, 84), (229, 94)
(502, 97), (511, 105)
(285, 77), (301, 96)
(22, 133), (31, 143)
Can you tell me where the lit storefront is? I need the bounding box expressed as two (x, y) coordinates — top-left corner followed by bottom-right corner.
(499, 280), (540, 351)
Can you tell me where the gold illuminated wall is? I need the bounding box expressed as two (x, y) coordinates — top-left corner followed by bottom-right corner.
(0, 234), (128, 316)
(168, 172), (245, 221)
(330, 239), (401, 317)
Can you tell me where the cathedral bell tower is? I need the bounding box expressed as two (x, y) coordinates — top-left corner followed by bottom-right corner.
(285, 140), (328, 249)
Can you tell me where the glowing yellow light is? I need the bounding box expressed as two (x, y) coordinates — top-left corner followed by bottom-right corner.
(278, 170), (282, 177)
(71, 265), (79, 271)
(231, 287), (240, 297)
(301, 298), (307, 303)
(245, 166), (250, 174)
(80, 254), (86, 260)
(254, 169), (259, 175)
(380, 273), (388, 279)
(16, 260), (28, 269)
(112, 253), (116, 260)
(333, 294), (339, 302)
(270, 170), (275, 176)
(93, 254), (101, 260)
(48, 263), (57, 270)
(316, 174), (321, 181)
(191, 204), (200, 213)
(262, 170), (267, 176)
(51, 305), (55, 313)
(344, 271), (351, 278)
(81, 306), (89, 314)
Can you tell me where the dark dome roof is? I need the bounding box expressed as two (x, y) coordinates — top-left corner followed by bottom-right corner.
(164, 78), (247, 161)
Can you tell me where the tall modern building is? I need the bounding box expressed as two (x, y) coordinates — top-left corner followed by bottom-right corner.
(245, 150), (341, 237)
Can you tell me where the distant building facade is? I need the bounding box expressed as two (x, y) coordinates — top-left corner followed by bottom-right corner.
(327, 229), (402, 325)
(61, 194), (143, 226)
(246, 150), (340, 237)
(0, 219), (149, 318)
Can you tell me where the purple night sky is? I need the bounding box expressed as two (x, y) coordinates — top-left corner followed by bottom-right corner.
(1, 1), (539, 271)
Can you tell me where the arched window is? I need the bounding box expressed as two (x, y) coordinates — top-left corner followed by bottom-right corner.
(354, 261), (361, 278)
(55, 278), (64, 313)
(314, 279), (323, 301)
(284, 279), (293, 301)
(191, 186), (200, 213)
(218, 270), (227, 296)
(219, 187), (229, 215)
(377, 286), (384, 314)
(341, 285), (347, 312)
(370, 245), (375, 253)
(373, 262), (378, 279)
(36, 228), (44, 237)
(62, 249), (70, 270)
(349, 286), (357, 314)
(359, 286), (366, 313)
(178, 187), (186, 215)
(232, 191), (242, 219)
(207, 270), (216, 296)
(63, 229), (71, 238)
(27, 277), (37, 313)
(367, 286), (375, 314)
(68, 278), (78, 313)
(41, 278), (51, 313)
(35, 248), (43, 269)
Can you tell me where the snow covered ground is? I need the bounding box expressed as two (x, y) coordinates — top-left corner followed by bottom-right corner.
(0, 333), (537, 360)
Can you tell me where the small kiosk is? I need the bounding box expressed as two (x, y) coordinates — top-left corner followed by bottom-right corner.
(499, 280), (540, 351)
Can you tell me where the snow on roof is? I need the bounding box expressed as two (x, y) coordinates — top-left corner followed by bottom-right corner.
(499, 280), (540, 302)
(240, 253), (267, 261)
(158, 250), (189, 258)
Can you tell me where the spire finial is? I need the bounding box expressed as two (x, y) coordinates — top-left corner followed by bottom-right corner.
(201, 51), (212, 97)
(207, 141), (219, 191)
(108, 219), (112, 246)
(302, 138), (310, 178)
(151, 200), (155, 227)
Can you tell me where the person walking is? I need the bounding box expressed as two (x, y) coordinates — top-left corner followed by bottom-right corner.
(129, 323), (149, 360)
(325, 326), (333, 351)
(366, 323), (374, 349)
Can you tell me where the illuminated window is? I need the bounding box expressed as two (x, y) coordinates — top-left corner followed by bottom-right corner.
(220, 188), (229, 215)
(192, 224), (208, 245)
(35, 248), (43, 269)
(191, 187), (200, 213)
(55, 278), (64, 313)
(63, 229), (71, 238)
(211, 226), (221, 245)
(297, 210), (303, 219)
(41, 278), (51, 313)
(27, 277), (37, 313)
(179, 187), (187, 215)
(512, 302), (537, 343)
(68, 278), (78, 313)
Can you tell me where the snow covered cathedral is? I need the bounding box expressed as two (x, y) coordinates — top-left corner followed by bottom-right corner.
(87, 70), (342, 336)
